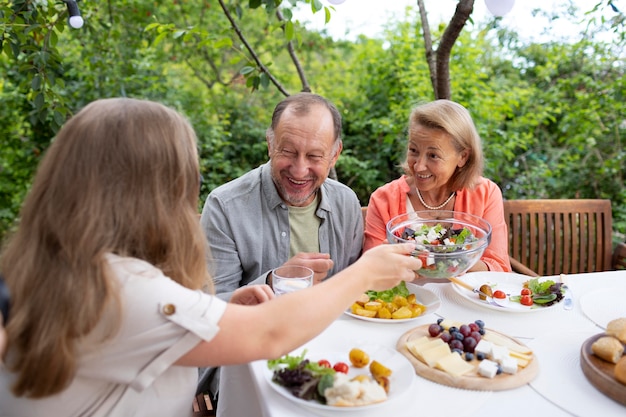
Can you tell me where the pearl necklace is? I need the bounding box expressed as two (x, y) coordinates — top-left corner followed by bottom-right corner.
(416, 188), (456, 210)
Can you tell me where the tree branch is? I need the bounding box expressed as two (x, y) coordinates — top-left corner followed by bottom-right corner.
(417, 0), (437, 98)
(435, 0), (474, 99)
(217, 0), (290, 96)
(275, 8), (311, 93)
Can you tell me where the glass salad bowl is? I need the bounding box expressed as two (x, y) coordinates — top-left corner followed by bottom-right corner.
(386, 210), (492, 280)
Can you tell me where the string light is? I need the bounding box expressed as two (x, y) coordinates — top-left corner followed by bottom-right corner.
(64, 0), (84, 29)
(484, 0), (515, 17)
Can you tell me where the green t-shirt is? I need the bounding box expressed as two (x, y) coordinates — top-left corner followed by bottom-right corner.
(288, 195), (321, 256)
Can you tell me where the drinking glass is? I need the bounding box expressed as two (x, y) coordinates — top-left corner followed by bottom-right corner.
(271, 265), (313, 296)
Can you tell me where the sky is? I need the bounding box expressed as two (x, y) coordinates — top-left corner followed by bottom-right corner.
(293, 0), (611, 42)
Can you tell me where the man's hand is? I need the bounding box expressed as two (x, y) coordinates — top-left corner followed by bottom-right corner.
(283, 253), (334, 285)
(230, 285), (275, 305)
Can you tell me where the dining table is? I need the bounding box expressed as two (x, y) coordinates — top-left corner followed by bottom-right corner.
(217, 269), (626, 417)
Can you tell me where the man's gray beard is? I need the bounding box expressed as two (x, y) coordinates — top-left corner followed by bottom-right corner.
(272, 177), (318, 207)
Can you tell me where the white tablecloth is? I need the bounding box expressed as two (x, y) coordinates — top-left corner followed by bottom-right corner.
(218, 270), (626, 417)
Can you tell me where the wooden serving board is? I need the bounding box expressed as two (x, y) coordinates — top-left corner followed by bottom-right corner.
(396, 324), (538, 391)
(580, 333), (626, 406)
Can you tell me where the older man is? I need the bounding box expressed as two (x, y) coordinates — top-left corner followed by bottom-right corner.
(200, 92), (363, 301)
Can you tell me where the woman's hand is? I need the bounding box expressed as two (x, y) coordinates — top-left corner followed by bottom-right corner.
(230, 285), (275, 305)
(354, 243), (422, 291)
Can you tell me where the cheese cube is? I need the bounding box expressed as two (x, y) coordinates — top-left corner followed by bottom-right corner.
(491, 345), (510, 363)
(478, 359), (499, 378)
(500, 356), (518, 374)
(474, 340), (493, 358)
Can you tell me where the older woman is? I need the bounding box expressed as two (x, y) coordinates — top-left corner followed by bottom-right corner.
(364, 99), (511, 273)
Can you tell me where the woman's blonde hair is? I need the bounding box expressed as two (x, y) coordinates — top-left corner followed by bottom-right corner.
(0, 98), (212, 398)
(402, 99), (484, 190)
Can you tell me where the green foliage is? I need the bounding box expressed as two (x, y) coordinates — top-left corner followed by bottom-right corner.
(0, 0), (625, 244)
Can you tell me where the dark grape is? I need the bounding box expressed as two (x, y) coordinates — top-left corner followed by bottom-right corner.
(428, 323), (443, 337)
(470, 331), (482, 343)
(463, 336), (477, 353)
(440, 332), (452, 343)
(449, 339), (463, 351)
(459, 324), (472, 337)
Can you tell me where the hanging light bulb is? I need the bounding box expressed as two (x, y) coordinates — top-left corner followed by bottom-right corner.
(485, 0), (515, 17)
(64, 0), (84, 29)
(327, 0), (347, 5)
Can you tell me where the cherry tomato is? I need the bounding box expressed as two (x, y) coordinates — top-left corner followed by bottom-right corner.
(333, 362), (349, 373)
(520, 288), (532, 296)
(317, 359), (331, 368)
(520, 294), (533, 306)
(417, 253), (429, 265)
(493, 290), (507, 299)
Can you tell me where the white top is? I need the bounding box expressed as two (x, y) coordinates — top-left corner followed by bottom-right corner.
(0, 254), (227, 417)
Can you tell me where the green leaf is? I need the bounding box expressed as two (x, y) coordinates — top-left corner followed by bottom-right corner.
(173, 30), (186, 39)
(240, 66), (255, 75)
(213, 37), (233, 49)
(324, 7), (331, 24)
(365, 281), (409, 302)
(53, 110), (65, 126)
(260, 72), (269, 88)
(31, 75), (42, 91)
(34, 93), (45, 111)
(285, 20), (294, 41)
(311, 0), (323, 13)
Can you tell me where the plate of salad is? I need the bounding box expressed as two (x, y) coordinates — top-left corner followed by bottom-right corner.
(344, 282), (441, 323)
(265, 344), (415, 411)
(450, 272), (568, 313)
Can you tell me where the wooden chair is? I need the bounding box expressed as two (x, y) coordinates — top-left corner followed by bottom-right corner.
(613, 242), (626, 270)
(503, 199), (613, 276)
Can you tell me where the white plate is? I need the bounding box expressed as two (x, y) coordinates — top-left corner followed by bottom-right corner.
(450, 272), (566, 313)
(344, 283), (441, 323)
(265, 344), (415, 411)
(579, 287), (626, 329)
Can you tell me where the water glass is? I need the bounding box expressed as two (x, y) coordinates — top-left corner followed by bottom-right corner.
(271, 265), (313, 296)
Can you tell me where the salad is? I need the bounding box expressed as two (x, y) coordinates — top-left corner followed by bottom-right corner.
(396, 223), (484, 278)
(268, 350), (336, 403)
(267, 349), (390, 406)
(509, 277), (565, 307)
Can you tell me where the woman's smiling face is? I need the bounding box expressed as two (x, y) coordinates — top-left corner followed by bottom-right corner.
(407, 124), (468, 193)
(268, 104), (341, 207)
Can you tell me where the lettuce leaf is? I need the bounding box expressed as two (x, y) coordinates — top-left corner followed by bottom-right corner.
(365, 281), (410, 302)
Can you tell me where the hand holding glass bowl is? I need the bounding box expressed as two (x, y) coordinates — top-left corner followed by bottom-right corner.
(386, 210), (492, 280)
(271, 265), (314, 296)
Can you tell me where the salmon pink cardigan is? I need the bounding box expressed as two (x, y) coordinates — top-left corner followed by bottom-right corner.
(363, 176), (512, 272)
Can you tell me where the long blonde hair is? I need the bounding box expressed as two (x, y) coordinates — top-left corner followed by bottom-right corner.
(0, 98), (212, 398)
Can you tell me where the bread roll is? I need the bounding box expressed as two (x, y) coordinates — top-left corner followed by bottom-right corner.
(591, 336), (624, 364)
(616, 356), (626, 385)
(606, 317), (626, 344)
